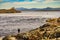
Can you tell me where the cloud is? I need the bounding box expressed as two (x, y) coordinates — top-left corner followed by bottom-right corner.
(0, 0), (3, 2)
(34, 0), (42, 1)
(0, 0), (60, 9)
(33, 0), (45, 2)
(42, 0), (60, 4)
(0, 2), (36, 9)
(54, 0), (60, 1)
(44, 0), (54, 3)
(32, 0), (58, 3)
(33, 0), (60, 3)
(0, 0), (33, 2)
(45, 0), (60, 2)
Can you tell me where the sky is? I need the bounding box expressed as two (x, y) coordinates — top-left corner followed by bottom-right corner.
(0, 0), (60, 9)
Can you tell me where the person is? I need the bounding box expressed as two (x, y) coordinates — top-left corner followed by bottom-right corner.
(18, 28), (20, 33)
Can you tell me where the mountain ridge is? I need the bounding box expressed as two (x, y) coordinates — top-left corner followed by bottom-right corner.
(16, 7), (60, 11)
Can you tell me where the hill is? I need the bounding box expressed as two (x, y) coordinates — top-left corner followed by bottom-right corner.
(0, 7), (21, 13)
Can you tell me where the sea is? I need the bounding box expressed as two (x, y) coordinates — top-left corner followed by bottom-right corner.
(0, 11), (60, 36)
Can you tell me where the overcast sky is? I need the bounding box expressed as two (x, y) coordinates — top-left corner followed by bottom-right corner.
(0, 0), (60, 9)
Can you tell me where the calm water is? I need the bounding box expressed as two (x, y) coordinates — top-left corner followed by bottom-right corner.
(0, 11), (60, 36)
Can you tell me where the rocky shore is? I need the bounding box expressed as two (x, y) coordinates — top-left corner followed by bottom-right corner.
(0, 17), (60, 40)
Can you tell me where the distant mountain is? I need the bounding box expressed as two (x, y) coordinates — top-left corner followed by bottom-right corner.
(16, 7), (60, 11)
(16, 7), (41, 11)
(16, 7), (28, 10)
(41, 7), (60, 11)
(29, 8), (41, 11)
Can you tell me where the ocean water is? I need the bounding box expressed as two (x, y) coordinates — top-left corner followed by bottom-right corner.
(0, 11), (60, 36)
